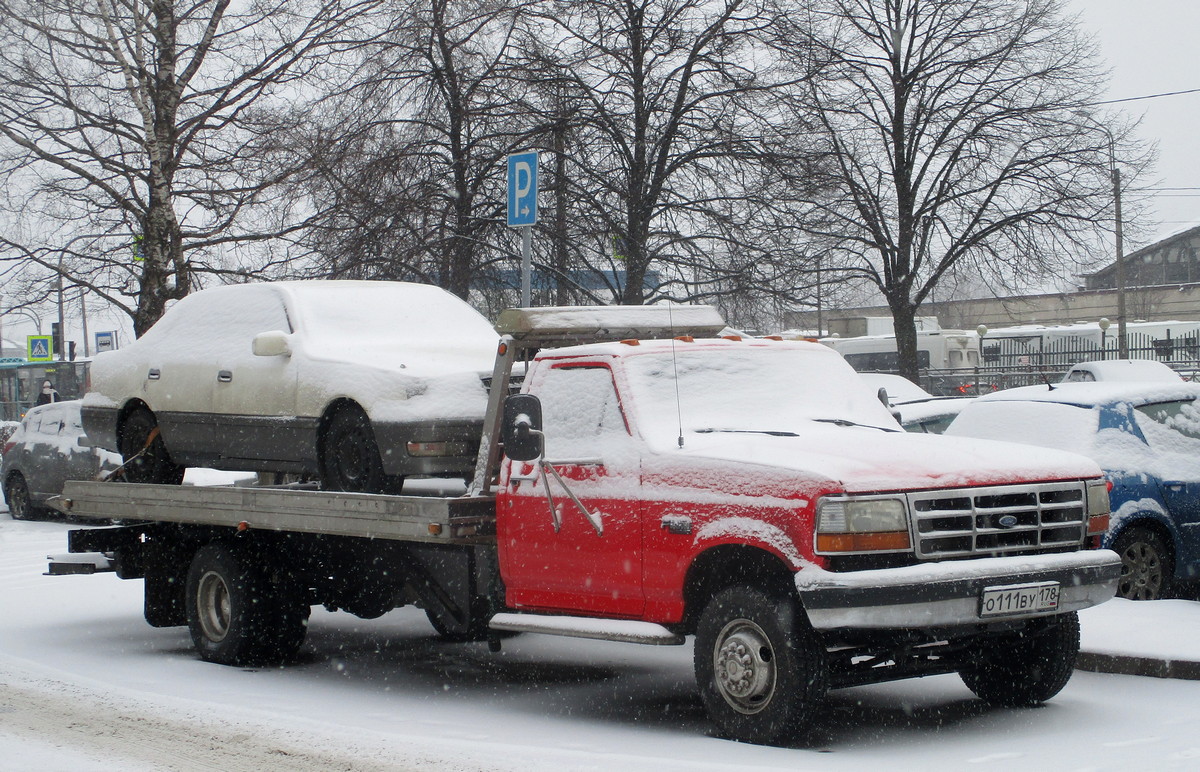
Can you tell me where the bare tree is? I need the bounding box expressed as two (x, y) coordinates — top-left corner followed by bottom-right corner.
(300, 0), (540, 305)
(0, 0), (379, 335)
(788, 0), (1144, 379)
(523, 0), (819, 307)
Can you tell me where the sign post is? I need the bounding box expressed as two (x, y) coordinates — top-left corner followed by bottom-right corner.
(507, 151), (539, 307)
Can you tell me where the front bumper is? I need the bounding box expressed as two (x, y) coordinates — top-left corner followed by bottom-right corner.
(796, 550), (1121, 630)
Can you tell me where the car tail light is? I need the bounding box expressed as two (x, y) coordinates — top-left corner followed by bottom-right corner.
(2, 440), (14, 456)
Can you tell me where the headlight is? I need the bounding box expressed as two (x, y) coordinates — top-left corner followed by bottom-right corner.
(1086, 479), (1111, 536)
(816, 496), (911, 554)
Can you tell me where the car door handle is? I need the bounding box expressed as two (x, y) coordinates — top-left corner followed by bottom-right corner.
(217, 370), (233, 383)
(147, 368), (160, 380)
(1163, 481), (1185, 491)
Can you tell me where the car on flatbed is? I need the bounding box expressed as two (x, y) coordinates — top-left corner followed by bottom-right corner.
(81, 281), (499, 493)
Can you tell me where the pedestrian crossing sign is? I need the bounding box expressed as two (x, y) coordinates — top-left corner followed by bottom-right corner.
(27, 335), (53, 362)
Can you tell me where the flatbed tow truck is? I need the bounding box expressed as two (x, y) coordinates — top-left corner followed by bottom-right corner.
(49, 304), (1121, 745)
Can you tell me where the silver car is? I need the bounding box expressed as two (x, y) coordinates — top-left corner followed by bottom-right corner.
(2, 400), (121, 520)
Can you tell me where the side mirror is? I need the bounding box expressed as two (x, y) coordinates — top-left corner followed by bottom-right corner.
(502, 394), (544, 462)
(252, 330), (292, 357)
(877, 387), (892, 407)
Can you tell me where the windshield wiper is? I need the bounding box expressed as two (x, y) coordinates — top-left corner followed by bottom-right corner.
(695, 428), (800, 437)
(812, 418), (898, 432)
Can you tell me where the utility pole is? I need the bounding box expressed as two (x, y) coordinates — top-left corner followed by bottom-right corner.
(1112, 165), (1127, 358)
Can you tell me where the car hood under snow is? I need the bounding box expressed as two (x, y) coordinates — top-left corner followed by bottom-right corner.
(668, 422), (1102, 492)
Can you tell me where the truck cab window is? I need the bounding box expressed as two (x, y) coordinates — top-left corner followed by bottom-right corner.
(536, 366), (627, 461)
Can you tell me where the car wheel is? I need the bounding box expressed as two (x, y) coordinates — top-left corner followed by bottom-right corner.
(960, 612), (1079, 707)
(185, 543), (309, 666)
(320, 407), (396, 493)
(5, 473), (34, 521)
(118, 408), (185, 485)
(1111, 527), (1173, 600)
(694, 586), (828, 745)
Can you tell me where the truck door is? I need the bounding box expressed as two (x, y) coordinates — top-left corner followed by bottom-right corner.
(498, 363), (644, 617)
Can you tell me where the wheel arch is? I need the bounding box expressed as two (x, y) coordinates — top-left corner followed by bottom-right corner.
(316, 398), (367, 449)
(681, 544), (798, 634)
(1108, 513), (1181, 577)
(115, 398), (153, 434)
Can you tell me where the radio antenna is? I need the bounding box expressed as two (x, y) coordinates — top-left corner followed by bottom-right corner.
(668, 302), (684, 448)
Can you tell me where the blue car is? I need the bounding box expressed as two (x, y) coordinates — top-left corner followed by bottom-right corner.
(946, 381), (1200, 600)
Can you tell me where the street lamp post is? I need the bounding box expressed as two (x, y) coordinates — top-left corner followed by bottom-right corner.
(1099, 317), (1110, 360)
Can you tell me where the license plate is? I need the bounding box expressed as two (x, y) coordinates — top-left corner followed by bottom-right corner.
(979, 581), (1060, 617)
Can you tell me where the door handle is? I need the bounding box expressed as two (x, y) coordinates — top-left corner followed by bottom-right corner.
(1163, 481), (1185, 492)
(147, 368), (160, 380)
(217, 370), (233, 383)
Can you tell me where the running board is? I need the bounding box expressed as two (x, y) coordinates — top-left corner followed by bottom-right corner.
(488, 613), (685, 645)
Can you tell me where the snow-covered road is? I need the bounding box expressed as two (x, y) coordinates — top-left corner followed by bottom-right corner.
(4, 514), (1200, 771)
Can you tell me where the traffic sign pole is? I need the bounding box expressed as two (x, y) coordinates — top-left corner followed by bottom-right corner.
(520, 226), (532, 307)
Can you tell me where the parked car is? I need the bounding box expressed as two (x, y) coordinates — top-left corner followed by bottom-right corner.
(945, 381), (1200, 600)
(860, 373), (974, 433)
(3, 400), (121, 520)
(1063, 359), (1181, 383)
(81, 281), (500, 493)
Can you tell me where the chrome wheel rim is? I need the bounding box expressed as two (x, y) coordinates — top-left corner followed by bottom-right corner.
(196, 570), (232, 642)
(1119, 541), (1163, 600)
(713, 619), (776, 714)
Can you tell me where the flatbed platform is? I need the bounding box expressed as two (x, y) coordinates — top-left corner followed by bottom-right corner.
(57, 480), (495, 544)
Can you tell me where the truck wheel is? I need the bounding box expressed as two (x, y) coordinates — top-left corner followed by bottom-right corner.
(694, 586), (828, 745)
(960, 611), (1079, 707)
(320, 407), (394, 493)
(185, 544), (310, 666)
(118, 408), (185, 485)
(5, 473), (34, 521)
(1111, 527), (1173, 600)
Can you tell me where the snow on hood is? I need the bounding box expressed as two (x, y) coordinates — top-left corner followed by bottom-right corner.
(667, 423), (1102, 493)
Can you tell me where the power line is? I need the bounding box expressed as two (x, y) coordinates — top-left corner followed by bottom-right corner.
(1095, 87), (1200, 106)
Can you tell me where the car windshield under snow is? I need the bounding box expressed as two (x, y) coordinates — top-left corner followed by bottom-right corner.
(622, 346), (900, 446)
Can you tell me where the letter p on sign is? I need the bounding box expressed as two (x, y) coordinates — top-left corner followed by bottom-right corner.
(507, 151), (539, 227)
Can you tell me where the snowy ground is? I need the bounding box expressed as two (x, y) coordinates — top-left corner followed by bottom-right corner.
(4, 509), (1200, 771)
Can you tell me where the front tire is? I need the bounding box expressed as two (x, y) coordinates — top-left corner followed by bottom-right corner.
(5, 473), (34, 521)
(320, 407), (397, 493)
(694, 586), (828, 745)
(960, 612), (1079, 707)
(118, 408), (184, 485)
(185, 543), (309, 666)
(1111, 527), (1173, 600)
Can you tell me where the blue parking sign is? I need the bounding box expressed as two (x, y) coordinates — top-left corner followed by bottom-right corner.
(507, 152), (538, 227)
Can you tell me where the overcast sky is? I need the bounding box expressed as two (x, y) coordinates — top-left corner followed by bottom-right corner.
(1071, 0), (1200, 243)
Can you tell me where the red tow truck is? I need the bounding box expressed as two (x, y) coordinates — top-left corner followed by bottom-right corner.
(51, 305), (1121, 744)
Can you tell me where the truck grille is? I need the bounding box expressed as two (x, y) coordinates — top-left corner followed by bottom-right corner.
(908, 482), (1087, 559)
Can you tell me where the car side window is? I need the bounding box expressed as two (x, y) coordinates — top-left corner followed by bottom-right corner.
(1134, 399), (1200, 446)
(536, 366), (629, 462)
(146, 286), (290, 358)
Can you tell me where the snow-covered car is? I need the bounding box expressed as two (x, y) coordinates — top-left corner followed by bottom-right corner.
(81, 281), (499, 492)
(2, 400), (121, 520)
(1063, 359), (1181, 383)
(945, 381), (1200, 600)
(860, 372), (974, 433)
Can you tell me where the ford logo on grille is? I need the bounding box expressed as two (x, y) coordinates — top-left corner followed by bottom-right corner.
(998, 515), (1020, 529)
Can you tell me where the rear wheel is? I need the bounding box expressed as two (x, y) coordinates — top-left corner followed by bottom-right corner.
(1111, 527), (1173, 600)
(320, 407), (398, 493)
(694, 586), (828, 745)
(960, 612), (1079, 707)
(5, 473), (34, 521)
(118, 408), (184, 485)
(185, 544), (309, 666)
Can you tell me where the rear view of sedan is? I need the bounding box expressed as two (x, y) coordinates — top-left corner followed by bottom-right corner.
(81, 281), (499, 493)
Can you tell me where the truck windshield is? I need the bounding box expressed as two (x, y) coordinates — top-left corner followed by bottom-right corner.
(621, 344), (900, 448)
